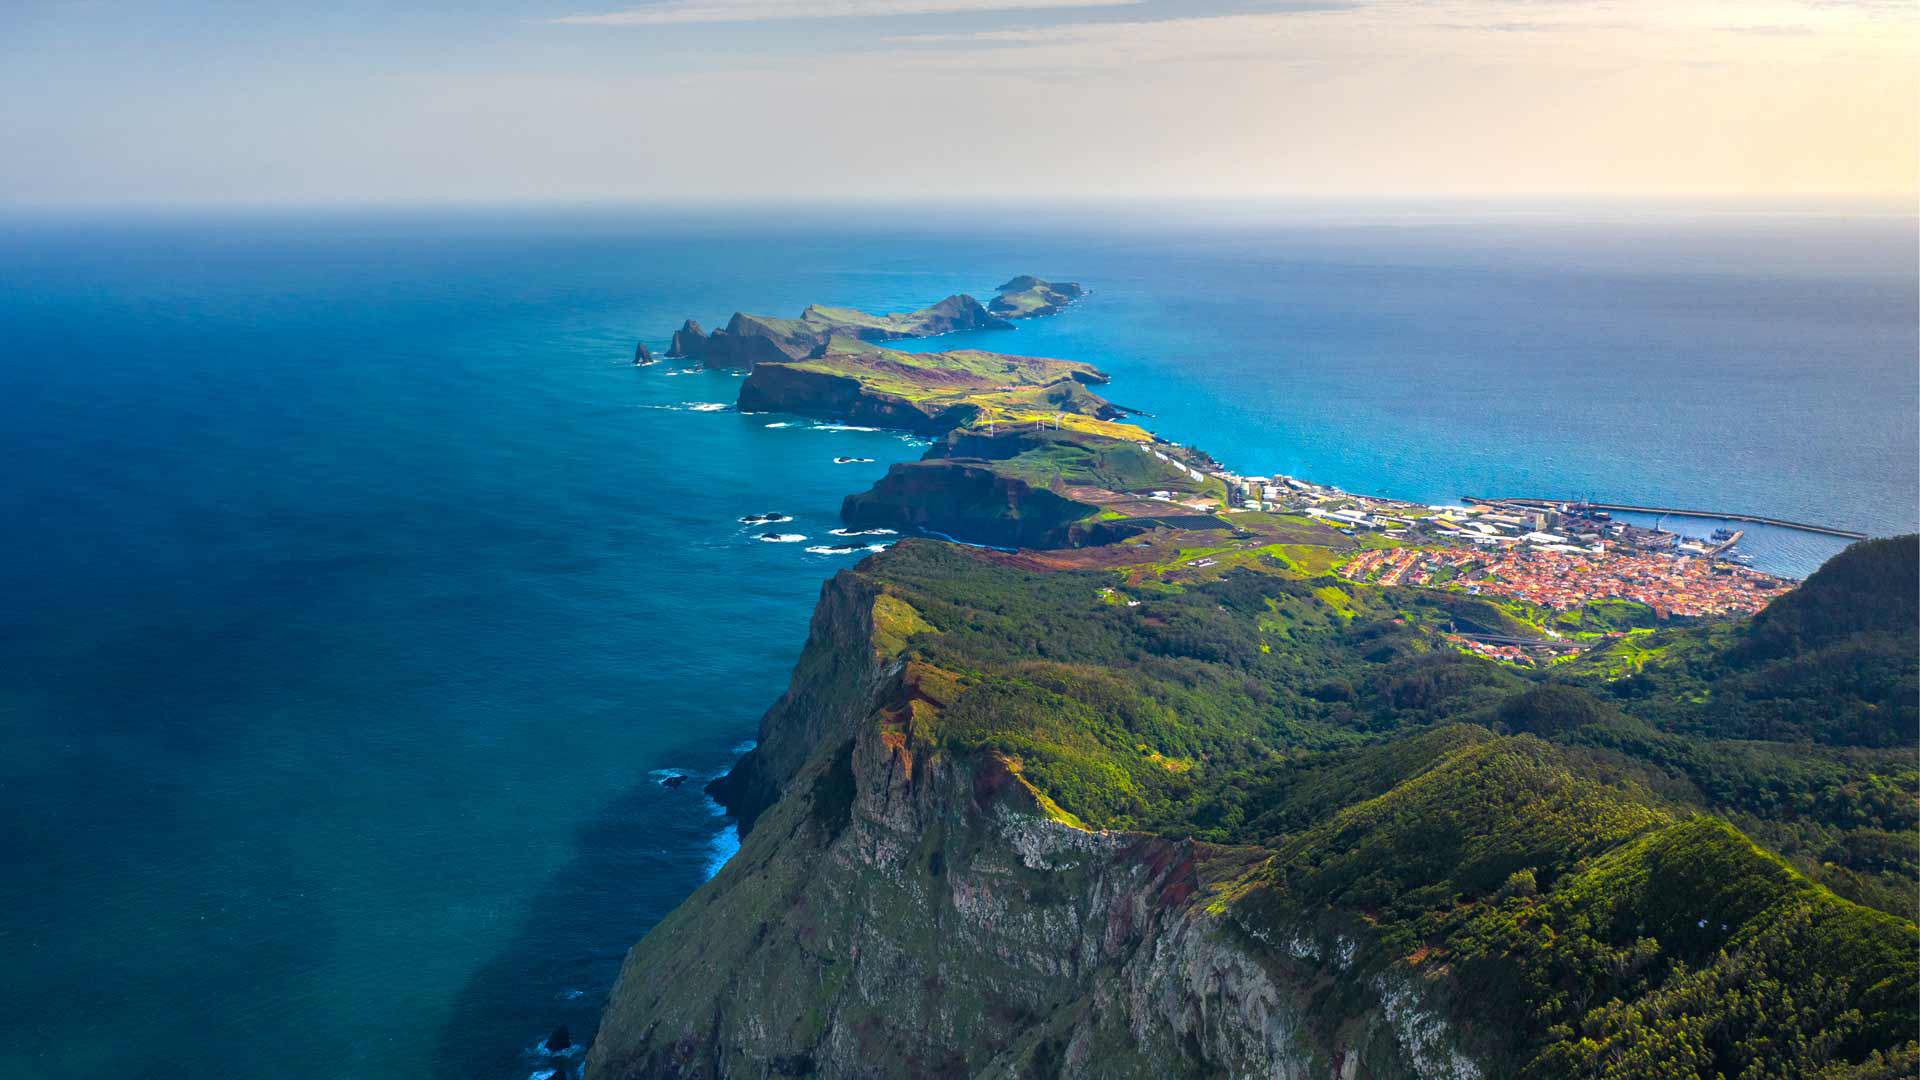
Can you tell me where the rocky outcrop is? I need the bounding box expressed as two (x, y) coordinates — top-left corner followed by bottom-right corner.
(989, 275), (1087, 319)
(898, 293), (1010, 336)
(633, 341), (654, 365)
(840, 460), (1101, 550)
(666, 320), (706, 360)
(587, 566), (1482, 1080)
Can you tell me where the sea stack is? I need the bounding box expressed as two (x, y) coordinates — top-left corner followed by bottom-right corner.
(632, 341), (653, 365)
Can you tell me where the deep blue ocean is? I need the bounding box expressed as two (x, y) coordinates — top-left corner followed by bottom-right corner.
(0, 205), (1913, 1080)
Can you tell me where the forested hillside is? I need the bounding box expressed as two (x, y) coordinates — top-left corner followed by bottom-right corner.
(592, 535), (1918, 1080)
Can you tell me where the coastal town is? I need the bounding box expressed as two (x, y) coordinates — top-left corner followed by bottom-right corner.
(1337, 544), (1787, 619)
(1133, 441), (1794, 620)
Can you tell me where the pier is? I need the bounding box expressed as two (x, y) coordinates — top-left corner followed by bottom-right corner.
(1464, 497), (1867, 540)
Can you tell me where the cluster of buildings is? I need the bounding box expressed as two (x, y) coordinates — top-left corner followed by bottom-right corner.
(1341, 544), (1788, 619)
(1421, 504), (1590, 552)
(1344, 546), (1451, 587)
(1442, 633), (1548, 665)
(1139, 443), (1790, 621)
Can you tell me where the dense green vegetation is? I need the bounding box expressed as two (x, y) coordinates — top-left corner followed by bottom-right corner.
(1575, 536), (1918, 748)
(872, 541), (1530, 832)
(852, 534), (1918, 1077)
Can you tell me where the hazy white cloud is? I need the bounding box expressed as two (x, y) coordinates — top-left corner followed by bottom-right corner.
(553, 0), (1139, 26)
(0, 0), (1911, 203)
(876, 0), (1917, 74)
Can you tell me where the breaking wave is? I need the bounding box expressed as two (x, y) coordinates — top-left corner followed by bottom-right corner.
(805, 543), (891, 555)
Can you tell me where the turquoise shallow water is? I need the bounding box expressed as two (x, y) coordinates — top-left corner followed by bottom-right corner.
(0, 206), (1912, 1079)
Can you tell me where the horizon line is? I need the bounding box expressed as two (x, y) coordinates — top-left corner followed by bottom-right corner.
(2, 192), (1915, 216)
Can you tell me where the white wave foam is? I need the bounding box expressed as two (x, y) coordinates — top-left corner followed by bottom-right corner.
(684, 402), (728, 412)
(764, 421), (794, 428)
(704, 792), (741, 877)
(812, 423), (880, 432)
(705, 824), (740, 878)
(526, 1035), (584, 1061)
(757, 533), (807, 543)
(830, 527), (896, 537)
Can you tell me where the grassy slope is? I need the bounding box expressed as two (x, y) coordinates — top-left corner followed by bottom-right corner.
(789, 339), (1110, 409)
(944, 432), (1199, 493)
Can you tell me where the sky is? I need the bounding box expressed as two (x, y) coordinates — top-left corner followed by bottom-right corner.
(0, 0), (1915, 205)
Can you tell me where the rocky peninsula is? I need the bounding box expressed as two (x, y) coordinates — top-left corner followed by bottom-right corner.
(656, 276), (1087, 371)
(665, 294), (1007, 369)
(587, 276), (1920, 1080)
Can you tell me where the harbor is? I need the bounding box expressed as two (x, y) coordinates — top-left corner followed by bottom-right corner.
(1463, 497), (1867, 540)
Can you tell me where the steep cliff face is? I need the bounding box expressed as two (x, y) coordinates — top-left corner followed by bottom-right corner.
(667, 320), (707, 360)
(587, 570), (1482, 1080)
(703, 571), (894, 832)
(737, 362), (980, 436)
(840, 460), (1100, 550)
(699, 313), (821, 369)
